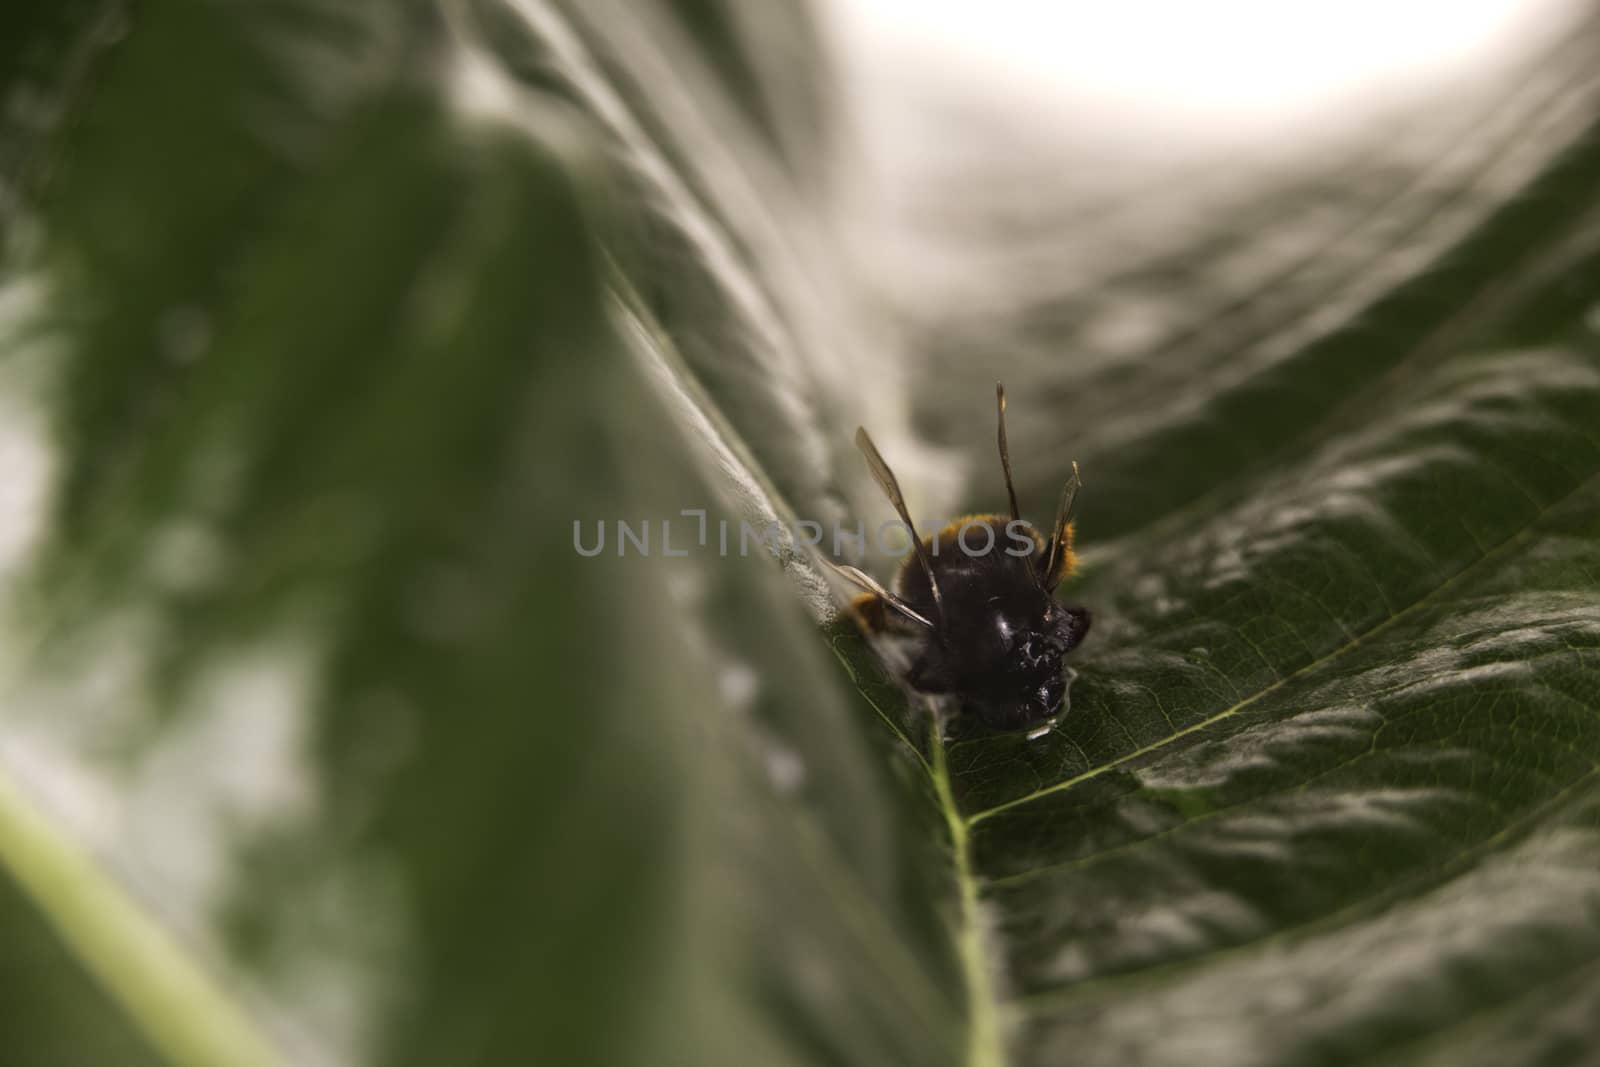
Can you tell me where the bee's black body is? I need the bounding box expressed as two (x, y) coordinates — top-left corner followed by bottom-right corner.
(837, 385), (1090, 734)
(893, 518), (1090, 731)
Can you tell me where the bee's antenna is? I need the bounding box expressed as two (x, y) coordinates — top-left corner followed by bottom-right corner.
(1043, 461), (1082, 590)
(854, 427), (945, 618)
(996, 382), (1022, 522)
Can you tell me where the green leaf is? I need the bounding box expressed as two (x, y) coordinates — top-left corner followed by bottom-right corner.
(4, 4), (959, 1066)
(964, 348), (1600, 1064)
(4, 1), (1600, 1066)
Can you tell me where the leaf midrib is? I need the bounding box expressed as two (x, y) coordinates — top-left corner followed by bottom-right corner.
(930, 719), (1004, 1067)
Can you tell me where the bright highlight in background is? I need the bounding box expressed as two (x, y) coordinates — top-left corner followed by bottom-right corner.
(834, 0), (1578, 132)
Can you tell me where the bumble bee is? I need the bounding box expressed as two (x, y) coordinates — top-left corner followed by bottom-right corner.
(832, 384), (1090, 735)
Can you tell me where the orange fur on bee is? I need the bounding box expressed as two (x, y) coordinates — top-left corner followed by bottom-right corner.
(892, 513), (1074, 583)
(904, 512), (1046, 564)
(847, 591), (890, 633)
(1050, 520), (1078, 585)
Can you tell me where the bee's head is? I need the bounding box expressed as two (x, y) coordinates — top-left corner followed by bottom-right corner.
(970, 664), (1066, 731)
(1049, 602), (1091, 653)
(1016, 669), (1067, 725)
(1014, 601), (1091, 665)
(967, 603), (1090, 731)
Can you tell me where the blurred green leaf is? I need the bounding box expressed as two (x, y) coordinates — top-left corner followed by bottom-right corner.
(3, 1), (1600, 1066)
(3, 3), (961, 1066)
(0, 867), (167, 1067)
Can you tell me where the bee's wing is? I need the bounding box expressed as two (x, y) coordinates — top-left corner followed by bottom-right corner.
(855, 427), (944, 617)
(1042, 461), (1082, 589)
(825, 561), (935, 630)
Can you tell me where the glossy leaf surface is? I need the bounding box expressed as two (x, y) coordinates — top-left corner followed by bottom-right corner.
(2, 2), (1599, 1066)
